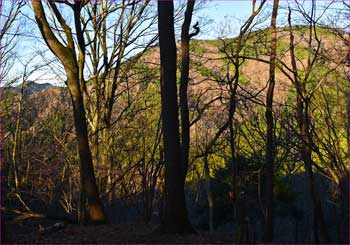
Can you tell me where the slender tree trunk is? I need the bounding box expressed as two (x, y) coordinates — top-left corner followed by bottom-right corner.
(180, 0), (196, 182)
(345, 18), (350, 158)
(203, 154), (214, 233)
(347, 75), (350, 156)
(263, 0), (279, 242)
(288, 9), (329, 242)
(343, 35), (350, 244)
(230, 45), (241, 244)
(100, 127), (112, 198)
(340, 169), (349, 243)
(228, 78), (237, 206)
(91, 96), (100, 168)
(11, 81), (25, 191)
(297, 98), (329, 243)
(340, 39), (350, 244)
(228, 85), (243, 242)
(157, 0), (193, 233)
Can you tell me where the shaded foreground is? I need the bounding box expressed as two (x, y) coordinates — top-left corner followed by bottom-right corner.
(2, 216), (234, 244)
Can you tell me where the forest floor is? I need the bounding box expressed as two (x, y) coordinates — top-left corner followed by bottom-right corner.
(2, 213), (235, 244)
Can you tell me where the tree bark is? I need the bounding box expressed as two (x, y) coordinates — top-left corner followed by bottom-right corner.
(343, 30), (350, 244)
(157, 0), (193, 233)
(68, 77), (106, 224)
(32, 0), (106, 224)
(263, 0), (279, 242)
(180, 0), (197, 182)
(344, 13), (350, 158)
(11, 80), (25, 191)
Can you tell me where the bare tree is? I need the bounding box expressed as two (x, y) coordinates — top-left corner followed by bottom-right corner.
(81, 0), (157, 202)
(0, 0), (25, 81)
(287, 3), (330, 242)
(31, 0), (105, 224)
(0, 0), (25, 194)
(220, 1), (266, 241)
(263, 0), (279, 242)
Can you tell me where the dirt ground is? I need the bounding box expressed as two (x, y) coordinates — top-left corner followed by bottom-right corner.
(2, 214), (235, 244)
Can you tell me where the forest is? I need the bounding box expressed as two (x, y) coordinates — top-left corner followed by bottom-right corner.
(1, 0), (349, 244)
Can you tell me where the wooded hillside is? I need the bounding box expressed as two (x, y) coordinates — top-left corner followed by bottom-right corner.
(1, 0), (349, 244)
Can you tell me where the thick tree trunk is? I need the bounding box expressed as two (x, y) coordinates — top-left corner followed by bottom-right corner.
(157, 0), (193, 233)
(32, 0), (106, 224)
(68, 76), (106, 225)
(263, 0), (279, 242)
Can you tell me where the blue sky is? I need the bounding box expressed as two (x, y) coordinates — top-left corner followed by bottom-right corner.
(198, 0), (347, 38)
(1, 0), (346, 85)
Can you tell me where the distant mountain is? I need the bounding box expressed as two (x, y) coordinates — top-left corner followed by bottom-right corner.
(2, 81), (56, 95)
(23, 81), (54, 93)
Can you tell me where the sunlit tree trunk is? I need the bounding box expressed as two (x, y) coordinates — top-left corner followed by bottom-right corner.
(68, 77), (105, 224)
(32, 0), (105, 224)
(11, 80), (25, 190)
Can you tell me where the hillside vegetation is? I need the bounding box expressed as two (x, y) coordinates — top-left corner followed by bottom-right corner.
(2, 3), (349, 242)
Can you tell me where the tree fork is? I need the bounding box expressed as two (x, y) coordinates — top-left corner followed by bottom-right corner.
(32, 0), (106, 224)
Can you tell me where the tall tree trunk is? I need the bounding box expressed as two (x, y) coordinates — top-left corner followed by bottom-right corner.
(32, 0), (106, 224)
(263, 0), (279, 242)
(343, 32), (350, 244)
(288, 9), (329, 242)
(180, 0), (197, 182)
(347, 70), (350, 157)
(11, 80), (25, 191)
(157, 0), (193, 233)
(68, 77), (106, 225)
(100, 127), (112, 200)
(346, 15), (350, 158)
(297, 98), (330, 244)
